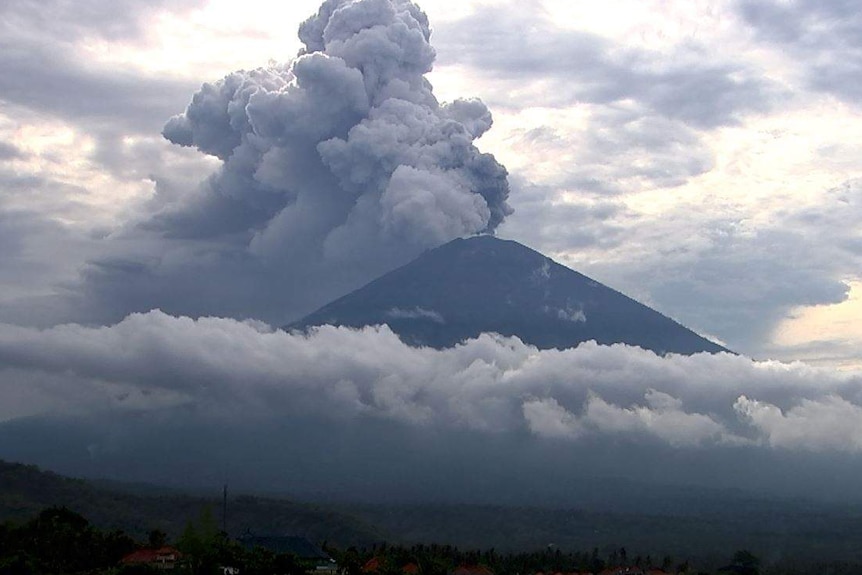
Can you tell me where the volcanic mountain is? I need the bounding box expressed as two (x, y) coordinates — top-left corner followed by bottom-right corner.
(290, 235), (728, 355)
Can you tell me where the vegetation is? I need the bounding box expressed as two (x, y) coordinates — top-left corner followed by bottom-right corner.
(341, 500), (862, 564)
(0, 506), (319, 575)
(4, 505), (862, 575)
(0, 460), (379, 545)
(6, 460), (862, 574)
(0, 507), (135, 574)
(327, 541), (681, 575)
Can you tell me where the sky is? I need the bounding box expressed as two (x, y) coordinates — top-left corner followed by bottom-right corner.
(1, 0), (862, 500)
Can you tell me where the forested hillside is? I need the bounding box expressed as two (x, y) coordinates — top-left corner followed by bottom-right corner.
(0, 460), (379, 545)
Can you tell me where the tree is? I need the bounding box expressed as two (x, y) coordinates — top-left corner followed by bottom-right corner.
(177, 507), (222, 575)
(24, 507), (97, 574)
(720, 550), (760, 575)
(661, 555), (673, 572)
(148, 529), (168, 548)
(337, 546), (363, 575)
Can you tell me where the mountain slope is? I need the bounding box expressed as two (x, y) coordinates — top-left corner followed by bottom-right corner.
(290, 235), (727, 355)
(0, 459), (380, 545)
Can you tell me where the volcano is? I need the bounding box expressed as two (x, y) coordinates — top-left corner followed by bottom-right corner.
(290, 235), (728, 355)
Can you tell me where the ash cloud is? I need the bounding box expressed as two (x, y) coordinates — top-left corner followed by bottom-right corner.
(162, 0), (511, 247)
(76, 0), (511, 326)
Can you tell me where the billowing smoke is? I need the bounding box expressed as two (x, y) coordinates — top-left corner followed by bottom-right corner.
(164, 0), (511, 244)
(75, 0), (509, 325)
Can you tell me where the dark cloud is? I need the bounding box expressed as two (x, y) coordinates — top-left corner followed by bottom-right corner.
(2, 310), (862, 501)
(0, 133), (216, 332)
(0, 142), (26, 161)
(0, 0), (203, 42)
(497, 178), (628, 253)
(435, 9), (779, 128)
(0, 1), (217, 211)
(738, 0), (862, 103)
(560, 180), (862, 355)
(511, 107), (715, 195)
(0, 36), (199, 135)
(71, 0), (512, 326)
(0, 1), (206, 213)
(0, 206), (96, 327)
(646, 228), (850, 351)
(86, 131), (218, 198)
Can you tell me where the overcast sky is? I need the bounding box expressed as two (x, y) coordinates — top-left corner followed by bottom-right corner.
(1, 0), (859, 367)
(1, 0), (862, 499)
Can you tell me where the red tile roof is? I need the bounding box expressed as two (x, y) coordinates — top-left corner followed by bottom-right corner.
(120, 546), (181, 565)
(363, 557), (382, 573)
(452, 565), (494, 575)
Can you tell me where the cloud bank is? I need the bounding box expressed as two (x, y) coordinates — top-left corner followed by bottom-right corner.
(4, 310), (862, 501)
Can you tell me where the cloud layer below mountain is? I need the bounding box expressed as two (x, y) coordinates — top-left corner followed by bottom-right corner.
(3, 310), (862, 502)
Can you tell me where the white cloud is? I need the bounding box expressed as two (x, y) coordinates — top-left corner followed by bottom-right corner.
(735, 394), (862, 453)
(526, 390), (738, 447)
(385, 307), (445, 323)
(3, 310), (862, 454)
(584, 391), (738, 447)
(523, 397), (584, 439)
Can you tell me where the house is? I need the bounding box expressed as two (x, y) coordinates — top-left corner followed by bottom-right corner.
(237, 534), (330, 559)
(363, 557), (383, 573)
(120, 546), (182, 570)
(451, 565), (495, 575)
(598, 568), (644, 575)
(237, 533), (336, 574)
(362, 557), (422, 574)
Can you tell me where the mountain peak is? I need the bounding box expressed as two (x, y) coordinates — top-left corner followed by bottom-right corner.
(290, 235), (728, 355)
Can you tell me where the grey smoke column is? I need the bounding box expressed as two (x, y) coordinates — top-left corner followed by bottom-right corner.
(162, 0), (511, 260)
(72, 0), (512, 325)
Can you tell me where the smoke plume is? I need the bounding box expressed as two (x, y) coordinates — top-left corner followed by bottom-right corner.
(75, 0), (511, 325)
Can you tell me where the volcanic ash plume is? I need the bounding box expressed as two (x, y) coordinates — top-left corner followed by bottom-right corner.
(161, 0), (511, 264)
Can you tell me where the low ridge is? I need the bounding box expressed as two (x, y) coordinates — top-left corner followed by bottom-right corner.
(0, 459), (379, 545)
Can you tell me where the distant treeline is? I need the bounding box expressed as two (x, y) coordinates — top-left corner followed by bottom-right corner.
(4, 460), (862, 575)
(0, 459), (378, 546)
(305, 541), (862, 575)
(330, 541), (685, 575)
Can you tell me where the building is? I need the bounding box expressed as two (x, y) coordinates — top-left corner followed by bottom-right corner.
(120, 546), (182, 570)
